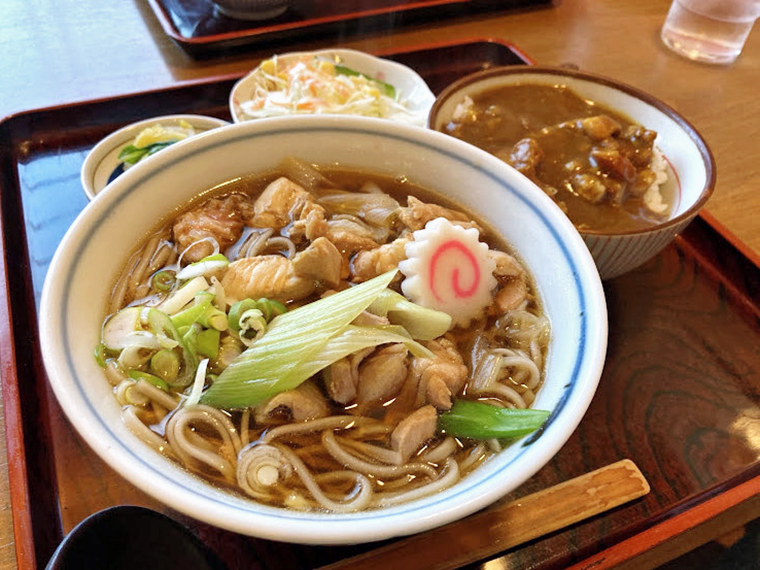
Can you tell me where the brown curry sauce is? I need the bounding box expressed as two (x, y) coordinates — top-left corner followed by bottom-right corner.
(442, 83), (675, 233)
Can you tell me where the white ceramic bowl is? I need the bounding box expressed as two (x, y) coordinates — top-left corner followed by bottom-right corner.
(40, 115), (607, 545)
(429, 66), (716, 280)
(229, 49), (435, 127)
(81, 114), (229, 200)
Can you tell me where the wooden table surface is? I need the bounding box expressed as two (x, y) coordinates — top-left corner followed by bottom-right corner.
(1, 1), (758, 569)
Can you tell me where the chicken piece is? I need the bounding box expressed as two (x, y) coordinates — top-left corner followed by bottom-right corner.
(351, 237), (410, 282)
(508, 137), (544, 179)
(397, 196), (478, 232)
(391, 405), (438, 463)
(324, 219), (380, 255)
(319, 218), (383, 279)
(411, 338), (469, 410)
(494, 278), (528, 312)
(172, 194), (250, 262)
(222, 256), (308, 302)
(322, 347), (374, 404)
(254, 381), (329, 424)
(252, 177), (326, 234)
(580, 115), (621, 141)
(289, 206), (328, 243)
(290, 237), (342, 287)
(489, 250), (527, 281)
(355, 344), (409, 409)
(488, 250), (529, 312)
(221, 238), (341, 303)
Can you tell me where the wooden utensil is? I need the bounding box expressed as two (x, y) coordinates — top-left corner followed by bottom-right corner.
(318, 459), (650, 570)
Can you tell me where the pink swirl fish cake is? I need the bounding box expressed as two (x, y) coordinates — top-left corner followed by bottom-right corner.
(399, 217), (497, 327)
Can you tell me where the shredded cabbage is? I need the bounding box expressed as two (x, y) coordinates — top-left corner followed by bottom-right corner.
(238, 56), (417, 123)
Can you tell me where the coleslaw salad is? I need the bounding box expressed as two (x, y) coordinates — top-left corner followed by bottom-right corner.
(230, 49), (435, 126)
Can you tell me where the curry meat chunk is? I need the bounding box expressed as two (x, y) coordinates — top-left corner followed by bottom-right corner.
(506, 115), (659, 207)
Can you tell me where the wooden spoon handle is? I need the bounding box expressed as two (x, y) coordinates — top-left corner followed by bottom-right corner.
(318, 459), (650, 570)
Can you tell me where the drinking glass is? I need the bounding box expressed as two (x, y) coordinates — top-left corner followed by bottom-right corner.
(661, 0), (760, 64)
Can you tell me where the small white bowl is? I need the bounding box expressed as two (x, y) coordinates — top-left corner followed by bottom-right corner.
(429, 66), (716, 280)
(41, 115), (607, 544)
(80, 114), (229, 200)
(229, 49), (435, 127)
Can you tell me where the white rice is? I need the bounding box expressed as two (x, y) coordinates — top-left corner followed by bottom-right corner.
(643, 145), (670, 215)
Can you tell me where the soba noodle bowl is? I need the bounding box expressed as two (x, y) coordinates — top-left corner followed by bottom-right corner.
(96, 158), (550, 513)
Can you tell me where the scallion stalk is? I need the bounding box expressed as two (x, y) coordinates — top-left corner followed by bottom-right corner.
(238, 308), (267, 346)
(185, 358), (209, 407)
(175, 253), (229, 281)
(101, 307), (142, 350)
(256, 298), (288, 321)
(367, 289), (452, 340)
(228, 298), (287, 331)
(182, 323), (203, 356)
(200, 270), (398, 408)
(438, 400), (550, 440)
(228, 299), (258, 331)
(160, 276), (209, 316)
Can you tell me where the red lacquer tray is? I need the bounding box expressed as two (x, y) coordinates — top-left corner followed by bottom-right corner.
(1, 39), (759, 570)
(146, 0), (551, 56)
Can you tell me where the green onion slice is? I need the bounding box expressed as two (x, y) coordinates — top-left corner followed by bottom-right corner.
(176, 253), (229, 281)
(438, 400), (550, 440)
(151, 269), (176, 292)
(128, 370), (170, 392)
(93, 343), (108, 368)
